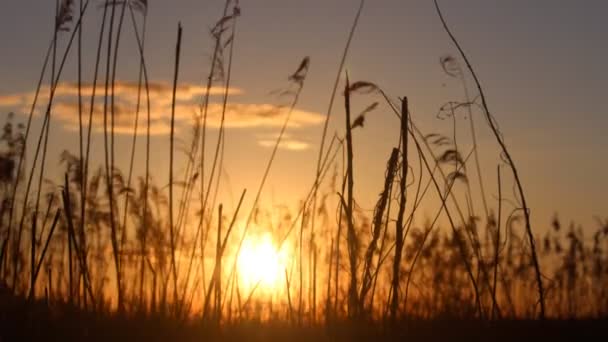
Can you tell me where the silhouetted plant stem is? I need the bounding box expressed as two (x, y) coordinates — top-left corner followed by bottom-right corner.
(201, 3), (239, 252)
(325, 237), (334, 322)
(310, 1), (364, 320)
(80, 0), (110, 309)
(77, 0), (85, 249)
(28, 210), (60, 300)
(403, 149), (474, 314)
(169, 22), (183, 305)
(21, 1), (61, 293)
(433, 0), (545, 319)
(191, 3), (233, 314)
(30, 212), (36, 299)
(109, 0), (127, 206)
(313, 0), (365, 181)
(410, 120), (484, 319)
(61, 173), (95, 305)
(298, 207), (306, 325)
(201, 191), (245, 320)
(2, 38), (54, 271)
(215, 205), (223, 321)
(383, 90), (503, 315)
(125, 2), (153, 311)
(459, 69), (489, 219)
(107, 1), (128, 280)
(12, 0), (90, 291)
(68, 210), (74, 305)
(116, 8), (148, 307)
(390, 98), (409, 323)
(101, 0), (123, 311)
(342, 75), (359, 318)
(492, 166), (503, 319)
(285, 268), (294, 323)
(334, 142), (346, 317)
(360, 148), (399, 313)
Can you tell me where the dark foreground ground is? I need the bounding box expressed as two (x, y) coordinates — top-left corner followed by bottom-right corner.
(1, 295), (607, 341)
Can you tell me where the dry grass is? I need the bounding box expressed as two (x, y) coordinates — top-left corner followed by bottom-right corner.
(0, 0), (607, 340)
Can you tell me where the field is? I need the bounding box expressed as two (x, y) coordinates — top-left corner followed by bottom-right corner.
(1, 0), (607, 340)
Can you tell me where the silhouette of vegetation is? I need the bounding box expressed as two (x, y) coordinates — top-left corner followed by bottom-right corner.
(1, 0), (607, 340)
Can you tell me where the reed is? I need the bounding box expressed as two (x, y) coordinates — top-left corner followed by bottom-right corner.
(168, 22), (183, 306)
(433, 0), (545, 319)
(2, 2), (607, 338)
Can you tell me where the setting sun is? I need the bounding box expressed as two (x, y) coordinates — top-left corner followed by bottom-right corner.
(237, 233), (289, 292)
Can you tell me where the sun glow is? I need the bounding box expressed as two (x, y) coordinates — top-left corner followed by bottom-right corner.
(237, 233), (288, 292)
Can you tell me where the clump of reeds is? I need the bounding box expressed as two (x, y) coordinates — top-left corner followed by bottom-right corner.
(2, 0), (608, 333)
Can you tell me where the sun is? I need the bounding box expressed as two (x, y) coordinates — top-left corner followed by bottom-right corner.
(237, 233), (287, 292)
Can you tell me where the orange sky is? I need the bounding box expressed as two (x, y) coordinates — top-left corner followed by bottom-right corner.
(1, 0), (607, 234)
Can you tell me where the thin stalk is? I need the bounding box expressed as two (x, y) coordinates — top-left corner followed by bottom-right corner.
(107, 1), (128, 278)
(200, 5), (239, 246)
(28, 210), (60, 300)
(2, 37), (54, 271)
(109, 1), (127, 213)
(285, 268), (294, 323)
(21, 1), (61, 292)
(390, 98), (409, 322)
(334, 142), (346, 317)
(30, 213), (36, 299)
(325, 237), (334, 322)
(200, 192), (245, 320)
(409, 119), (483, 319)
(298, 207), (306, 325)
(68, 209), (73, 305)
(197, 0), (232, 285)
(384, 90), (500, 312)
(491, 166), (502, 319)
(433, 0), (544, 318)
(343, 75), (358, 317)
(360, 148), (399, 312)
(215, 205), (223, 320)
(81, 0), (110, 307)
(309, 2), (364, 317)
(118, 10), (148, 304)
(460, 73), (489, 218)
(61, 173), (95, 305)
(403, 149), (475, 314)
(169, 22), (183, 304)
(77, 0), (84, 252)
(224, 57), (310, 312)
(101, 0), (122, 311)
(195, 3), (233, 312)
(126, 2), (153, 311)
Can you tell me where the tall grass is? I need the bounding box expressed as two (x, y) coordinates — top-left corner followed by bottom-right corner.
(433, 0), (545, 318)
(390, 98), (409, 322)
(1, 1), (607, 334)
(169, 22), (183, 306)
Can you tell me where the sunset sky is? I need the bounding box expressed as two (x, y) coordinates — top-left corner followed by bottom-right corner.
(1, 0), (607, 232)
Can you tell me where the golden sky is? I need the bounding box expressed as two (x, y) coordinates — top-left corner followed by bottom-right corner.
(1, 0), (607, 232)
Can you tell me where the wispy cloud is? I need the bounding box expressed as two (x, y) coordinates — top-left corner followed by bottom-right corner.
(256, 133), (312, 151)
(0, 81), (324, 136)
(0, 94), (22, 107)
(203, 103), (324, 129)
(51, 101), (172, 135)
(0, 81), (238, 107)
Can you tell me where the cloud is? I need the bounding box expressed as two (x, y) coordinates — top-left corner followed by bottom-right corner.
(52, 101), (172, 135)
(202, 103), (324, 129)
(256, 133), (312, 151)
(0, 94), (22, 107)
(54, 81), (241, 107)
(1, 81), (239, 108)
(0, 81), (325, 136)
